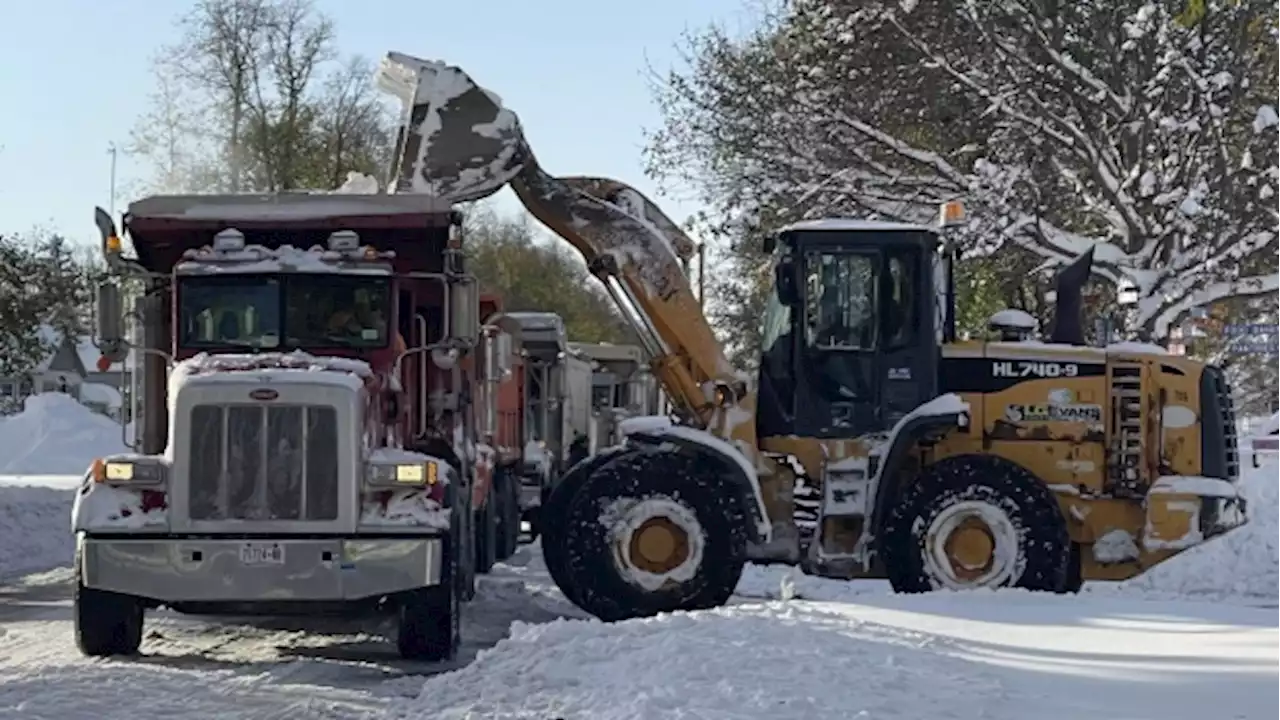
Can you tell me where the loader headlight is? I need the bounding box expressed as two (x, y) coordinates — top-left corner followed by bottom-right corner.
(367, 460), (439, 487)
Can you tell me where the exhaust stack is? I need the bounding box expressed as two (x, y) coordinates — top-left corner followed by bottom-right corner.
(1049, 246), (1095, 346)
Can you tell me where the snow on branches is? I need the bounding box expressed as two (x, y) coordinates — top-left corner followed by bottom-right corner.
(648, 0), (1278, 340)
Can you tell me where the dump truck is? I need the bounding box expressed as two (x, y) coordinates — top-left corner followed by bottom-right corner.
(503, 311), (592, 539)
(375, 52), (1249, 622)
(570, 340), (664, 454)
(73, 195), (523, 661)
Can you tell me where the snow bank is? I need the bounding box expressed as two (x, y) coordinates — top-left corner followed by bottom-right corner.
(400, 603), (1016, 720)
(1114, 460), (1278, 601)
(0, 393), (128, 475)
(0, 394), (131, 578)
(0, 484), (77, 580)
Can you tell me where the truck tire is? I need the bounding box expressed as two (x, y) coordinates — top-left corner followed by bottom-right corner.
(397, 528), (462, 662)
(547, 448), (749, 622)
(474, 481), (498, 575)
(879, 454), (1071, 594)
(74, 574), (144, 657)
(495, 471), (520, 561)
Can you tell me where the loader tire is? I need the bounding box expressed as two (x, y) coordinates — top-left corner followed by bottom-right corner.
(397, 526), (462, 662)
(74, 575), (144, 657)
(546, 448), (749, 622)
(880, 454), (1071, 594)
(474, 481), (497, 575)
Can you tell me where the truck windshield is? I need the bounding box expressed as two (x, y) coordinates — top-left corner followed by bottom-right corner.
(178, 274), (392, 351)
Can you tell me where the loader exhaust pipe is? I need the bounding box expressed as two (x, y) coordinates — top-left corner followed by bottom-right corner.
(1049, 246), (1095, 346)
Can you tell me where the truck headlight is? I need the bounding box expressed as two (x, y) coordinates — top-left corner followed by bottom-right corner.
(91, 457), (167, 486)
(367, 460), (439, 488)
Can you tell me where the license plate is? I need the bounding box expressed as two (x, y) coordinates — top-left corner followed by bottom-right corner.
(239, 542), (285, 566)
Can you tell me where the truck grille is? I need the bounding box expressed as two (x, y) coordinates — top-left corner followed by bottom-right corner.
(188, 404), (340, 521)
(1199, 365), (1239, 481)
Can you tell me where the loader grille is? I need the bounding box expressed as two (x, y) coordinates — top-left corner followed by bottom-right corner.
(1198, 365), (1239, 481)
(188, 404), (340, 521)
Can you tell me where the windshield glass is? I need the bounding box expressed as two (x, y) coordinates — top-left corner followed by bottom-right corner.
(178, 274), (391, 351)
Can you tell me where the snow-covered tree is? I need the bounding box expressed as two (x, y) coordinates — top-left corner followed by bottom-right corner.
(0, 236), (50, 380)
(648, 0), (1278, 344)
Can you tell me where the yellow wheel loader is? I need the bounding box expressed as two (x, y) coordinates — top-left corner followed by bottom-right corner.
(376, 53), (1248, 622)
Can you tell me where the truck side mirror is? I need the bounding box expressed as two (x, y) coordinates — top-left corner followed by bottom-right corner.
(448, 278), (479, 346)
(96, 282), (127, 363)
(775, 258), (799, 306)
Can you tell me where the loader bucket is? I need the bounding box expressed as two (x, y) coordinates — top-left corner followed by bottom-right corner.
(377, 52), (526, 203)
(375, 51), (693, 297)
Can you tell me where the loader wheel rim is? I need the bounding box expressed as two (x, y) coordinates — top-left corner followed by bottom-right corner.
(606, 496), (705, 591)
(923, 501), (1018, 589)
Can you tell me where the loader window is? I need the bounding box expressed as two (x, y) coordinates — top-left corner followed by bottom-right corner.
(805, 252), (878, 350)
(884, 254), (918, 349)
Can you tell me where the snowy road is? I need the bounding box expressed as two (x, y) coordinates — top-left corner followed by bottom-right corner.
(0, 553), (585, 720)
(0, 545), (1275, 720)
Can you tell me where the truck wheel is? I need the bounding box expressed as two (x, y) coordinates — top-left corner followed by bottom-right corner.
(547, 448), (749, 622)
(494, 471), (520, 562)
(397, 530), (462, 662)
(474, 482), (497, 575)
(74, 576), (143, 657)
(880, 454), (1071, 593)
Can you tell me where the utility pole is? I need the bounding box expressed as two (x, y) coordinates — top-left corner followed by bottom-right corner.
(108, 143), (119, 217)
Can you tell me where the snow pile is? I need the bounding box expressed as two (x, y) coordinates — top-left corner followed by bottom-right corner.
(0, 394), (126, 578)
(0, 484), (77, 579)
(399, 603), (1017, 720)
(0, 393), (128, 475)
(1115, 460), (1278, 601)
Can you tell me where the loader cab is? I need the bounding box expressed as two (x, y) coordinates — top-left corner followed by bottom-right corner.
(757, 219), (954, 439)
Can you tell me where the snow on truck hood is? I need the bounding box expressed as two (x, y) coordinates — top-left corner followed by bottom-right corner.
(169, 352), (373, 396)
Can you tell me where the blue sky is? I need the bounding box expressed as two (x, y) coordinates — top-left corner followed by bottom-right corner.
(0, 0), (754, 246)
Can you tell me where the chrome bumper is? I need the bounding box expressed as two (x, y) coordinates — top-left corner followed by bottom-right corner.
(78, 535), (443, 603)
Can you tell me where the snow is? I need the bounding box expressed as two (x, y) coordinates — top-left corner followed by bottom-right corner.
(1106, 341), (1169, 355)
(1092, 528), (1141, 564)
(1253, 104), (1278, 133)
(0, 484), (78, 581)
(332, 171), (381, 194)
(77, 382), (122, 409)
(1148, 475), (1240, 497)
(169, 351), (372, 397)
(987, 308), (1036, 330)
(775, 217), (935, 234)
(616, 414), (673, 436)
(359, 488), (450, 530)
(73, 481), (168, 531)
(0, 393), (128, 475)
(401, 591), (1276, 720)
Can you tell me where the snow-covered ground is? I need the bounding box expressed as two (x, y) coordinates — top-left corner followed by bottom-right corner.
(0, 396), (1276, 719)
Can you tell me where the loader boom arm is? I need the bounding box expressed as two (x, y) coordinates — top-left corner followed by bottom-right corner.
(377, 54), (757, 446)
